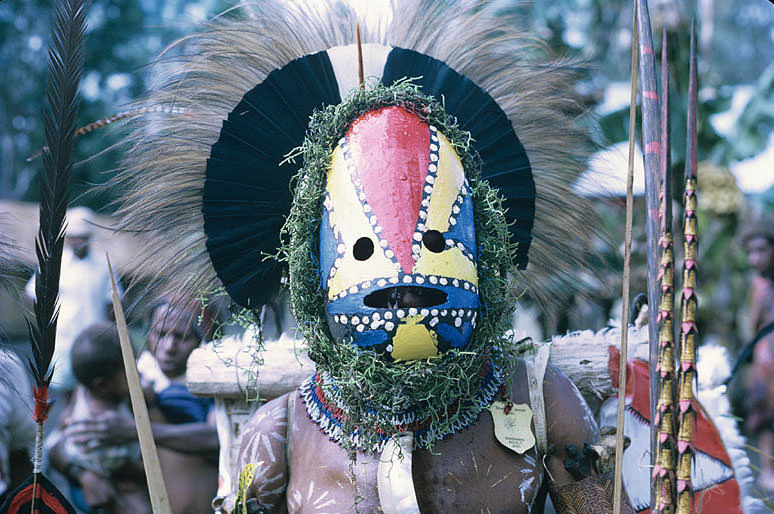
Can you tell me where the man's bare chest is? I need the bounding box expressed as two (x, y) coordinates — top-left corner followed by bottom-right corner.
(285, 399), (544, 514)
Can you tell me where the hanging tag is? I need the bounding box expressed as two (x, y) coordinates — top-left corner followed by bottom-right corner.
(488, 401), (536, 454)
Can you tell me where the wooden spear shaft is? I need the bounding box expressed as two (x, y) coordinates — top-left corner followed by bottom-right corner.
(675, 20), (699, 514)
(613, 5), (638, 512)
(107, 255), (172, 514)
(356, 22), (364, 87)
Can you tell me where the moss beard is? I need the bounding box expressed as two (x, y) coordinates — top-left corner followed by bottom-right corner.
(303, 334), (510, 456)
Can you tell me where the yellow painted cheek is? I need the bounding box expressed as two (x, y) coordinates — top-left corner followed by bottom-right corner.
(414, 247), (478, 286)
(391, 316), (440, 362)
(327, 252), (398, 298)
(425, 133), (464, 232)
(326, 147), (398, 298)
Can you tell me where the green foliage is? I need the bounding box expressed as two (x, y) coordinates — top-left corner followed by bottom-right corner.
(200, 287), (265, 402)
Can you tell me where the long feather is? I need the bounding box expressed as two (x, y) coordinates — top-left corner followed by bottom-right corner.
(27, 0), (87, 390)
(24, 1), (87, 510)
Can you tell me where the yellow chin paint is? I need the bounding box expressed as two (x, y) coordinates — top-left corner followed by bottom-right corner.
(390, 315), (440, 362)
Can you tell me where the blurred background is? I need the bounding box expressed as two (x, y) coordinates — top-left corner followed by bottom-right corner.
(0, 0), (772, 347)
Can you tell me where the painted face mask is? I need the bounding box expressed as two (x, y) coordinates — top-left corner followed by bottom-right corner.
(320, 106), (479, 361)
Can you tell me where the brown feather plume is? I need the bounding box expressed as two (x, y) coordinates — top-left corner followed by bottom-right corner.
(0, 225), (32, 293)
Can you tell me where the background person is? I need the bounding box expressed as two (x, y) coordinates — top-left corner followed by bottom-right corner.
(49, 323), (150, 514)
(65, 300), (219, 514)
(742, 217), (774, 491)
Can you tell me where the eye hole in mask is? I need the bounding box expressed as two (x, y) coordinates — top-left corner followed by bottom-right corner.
(353, 237), (375, 261)
(423, 230), (445, 253)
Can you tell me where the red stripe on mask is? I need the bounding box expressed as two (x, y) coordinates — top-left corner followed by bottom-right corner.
(346, 106), (429, 273)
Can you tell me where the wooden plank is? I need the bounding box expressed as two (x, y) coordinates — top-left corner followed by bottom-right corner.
(186, 333), (314, 400)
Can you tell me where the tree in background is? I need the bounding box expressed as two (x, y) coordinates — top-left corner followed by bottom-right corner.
(0, 0), (228, 207)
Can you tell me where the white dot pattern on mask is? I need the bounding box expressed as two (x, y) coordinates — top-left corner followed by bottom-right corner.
(326, 274), (478, 302)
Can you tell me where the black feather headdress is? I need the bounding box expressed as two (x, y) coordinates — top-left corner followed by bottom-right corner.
(113, 0), (596, 312)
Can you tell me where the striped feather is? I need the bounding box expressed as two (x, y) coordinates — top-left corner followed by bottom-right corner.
(28, 0), (87, 387)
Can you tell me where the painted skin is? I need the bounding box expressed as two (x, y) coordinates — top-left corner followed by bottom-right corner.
(238, 362), (601, 513)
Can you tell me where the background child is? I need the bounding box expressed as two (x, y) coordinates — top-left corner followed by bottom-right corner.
(49, 322), (150, 514)
(60, 300), (220, 514)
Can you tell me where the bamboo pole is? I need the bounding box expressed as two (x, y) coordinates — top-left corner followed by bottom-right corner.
(675, 20), (699, 514)
(613, 6), (639, 512)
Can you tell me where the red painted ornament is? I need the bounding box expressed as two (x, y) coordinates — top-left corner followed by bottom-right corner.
(0, 474), (75, 514)
(32, 385), (52, 424)
(608, 348), (743, 514)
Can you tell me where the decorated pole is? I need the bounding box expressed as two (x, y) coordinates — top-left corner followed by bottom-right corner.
(634, 0), (666, 509)
(675, 20), (699, 514)
(652, 25), (678, 513)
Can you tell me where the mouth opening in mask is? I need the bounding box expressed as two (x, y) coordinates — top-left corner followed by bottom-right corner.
(363, 285), (448, 309)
